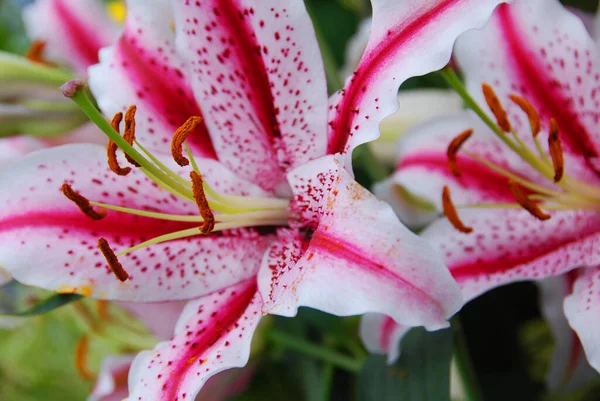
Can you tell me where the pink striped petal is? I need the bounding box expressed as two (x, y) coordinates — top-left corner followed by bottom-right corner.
(23, 0), (119, 75)
(172, 0), (328, 193)
(455, 0), (600, 181)
(538, 275), (597, 390)
(0, 144), (273, 301)
(564, 266), (600, 373)
(360, 313), (409, 364)
(126, 279), (261, 401)
(259, 155), (462, 330)
(89, 355), (133, 401)
(326, 0), (509, 160)
(421, 209), (600, 302)
(88, 0), (217, 160)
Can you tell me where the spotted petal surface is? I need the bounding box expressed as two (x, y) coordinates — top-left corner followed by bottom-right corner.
(0, 144), (273, 301)
(89, 0), (217, 160)
(258, 155), (462, 330)
(421, 209), (600, 302)
(23, 0), (119, 75)
(126, 279), (262, 401)
(173, 0), (328, 194)
(327, 0), (510, 163)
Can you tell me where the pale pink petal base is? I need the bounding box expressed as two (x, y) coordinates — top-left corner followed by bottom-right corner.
(126, 280), (262, 401)
(259, 155), (462, 331)
(360, 313), (409, 364)
(564, 266), (600, 373)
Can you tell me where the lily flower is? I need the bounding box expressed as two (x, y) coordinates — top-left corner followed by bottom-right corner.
(376, 0), (600, 374)
(0, 0), (509, 398)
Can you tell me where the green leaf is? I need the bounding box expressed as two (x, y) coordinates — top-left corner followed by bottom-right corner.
(3, 293), (82, 317)
(357, 327), (453, 401)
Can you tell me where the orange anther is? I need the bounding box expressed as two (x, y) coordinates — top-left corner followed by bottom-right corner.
(442, 186), (473, 234)
(482, 83), (511, 132)
(447, 129), (473, 177)
(171, 116), (203, 166)
(98, 238), (129, 282)
(509, 94), (541, 137)
(62, 183), (106, 220)
(190, 171), (215, 234)
(508, 181), (551, 221)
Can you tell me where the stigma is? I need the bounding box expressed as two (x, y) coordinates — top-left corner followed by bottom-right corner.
(63, 106), (290, 282)
(442, 84), (600, 234)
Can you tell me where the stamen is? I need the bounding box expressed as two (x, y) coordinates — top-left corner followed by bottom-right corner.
(74, 335), (94, 380)
(482, 83), (511, 132)
(107, 112), (131, 176)
(62, 183), (107, 220)
(98, 238), (130, 282)
(442, 186), (473, 233)
(447, 129), (473, 176)
(548, 118), (564, 183)
(25, 40), (53, 65)
(509, 94), (541, 137)
(508, 181), (551, 220)
(123, 105), (141, 167)
(190, 171), (215, 234)
(171, 116), (203, 167)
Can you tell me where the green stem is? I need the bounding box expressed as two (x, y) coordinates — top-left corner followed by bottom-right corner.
(319, 363), (334, 401)
(68, 85), (192, 198)
(268, 330), (364, 374)
(453, 319), (484, 401)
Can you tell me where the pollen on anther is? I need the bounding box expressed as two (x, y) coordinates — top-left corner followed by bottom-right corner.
(190, 171), (215, 234)
(62, 183), (106, 220)
(548, 118), (564, 183)
(482, 83), (511, 132)
(107, 112), (131, 176)
(98, 238), (130, 282)
(509, 94), (541, 137)
(123, 105), (141, 167)
(508, 181), (551, 221)
(442, 186), (473, 234)
(171, 116), (203, 167)
(447, 129), (473, 177)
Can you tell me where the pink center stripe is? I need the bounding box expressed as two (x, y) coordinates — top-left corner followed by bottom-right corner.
(451, 230), (600, 280)
(161, 281), (257, 400)
(327, 0), (459, 154)
(116, 34), (217, 159)
(497, 5), (599, 170)
(214, 0), (282, 144)
(399, 153), (515, 201)
(52, 0), (105, 68)
(379, 317), (397, 351)
(310, 229), (443, 315)
(0, 211), (198, 239)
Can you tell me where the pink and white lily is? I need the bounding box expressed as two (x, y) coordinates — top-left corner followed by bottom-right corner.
(377, 0), (600, 374)
(0, 0), (509, 398)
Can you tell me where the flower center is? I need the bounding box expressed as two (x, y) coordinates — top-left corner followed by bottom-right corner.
(62, 103), (289, 281)
(440, 68), (600, 233)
